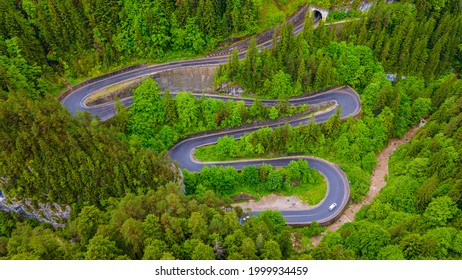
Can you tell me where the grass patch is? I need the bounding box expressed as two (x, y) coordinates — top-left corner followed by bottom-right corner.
(326, 9), (365, 23)
(283, 175), (327, 205)
(229, 167), (327, 206)
(260, 0), (286, 30)
(259, 0), (307, 31)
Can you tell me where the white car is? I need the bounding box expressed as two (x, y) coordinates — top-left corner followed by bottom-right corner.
(328, 203), (337, 211)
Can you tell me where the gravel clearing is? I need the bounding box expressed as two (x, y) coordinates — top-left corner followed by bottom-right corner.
(234, 194), (317, 212)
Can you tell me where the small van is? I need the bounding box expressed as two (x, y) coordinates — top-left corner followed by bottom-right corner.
(328, 203), (337, 211)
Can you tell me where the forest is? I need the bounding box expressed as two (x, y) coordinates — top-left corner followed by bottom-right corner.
(1, 0), (462, 260)
(109, 78), (308, 151)
(0, 0), (310, 93)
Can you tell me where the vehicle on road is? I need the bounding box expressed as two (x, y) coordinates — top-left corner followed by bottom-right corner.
(60, 12), (359, 224)
(329, 203), (337, 211)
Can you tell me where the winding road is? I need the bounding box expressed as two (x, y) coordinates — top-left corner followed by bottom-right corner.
(60, 6), (361, 225)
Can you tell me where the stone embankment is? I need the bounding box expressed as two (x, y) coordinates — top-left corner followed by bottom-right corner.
(157, 65), (217, 92)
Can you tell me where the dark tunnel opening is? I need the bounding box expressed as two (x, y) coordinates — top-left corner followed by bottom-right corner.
(313, 10), (322, 21)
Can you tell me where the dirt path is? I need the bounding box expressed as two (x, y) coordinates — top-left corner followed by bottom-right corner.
(310, 121), (425, 246)
(60, 76), (73, 90)
(233, 121), (424, 245)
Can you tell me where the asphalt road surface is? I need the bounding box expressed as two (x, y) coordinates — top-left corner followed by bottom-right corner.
(60, 9), (360, 225)
(168, 88), (360, 225)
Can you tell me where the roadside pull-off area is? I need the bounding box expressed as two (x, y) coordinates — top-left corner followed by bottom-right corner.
(235, 194), (315, 212)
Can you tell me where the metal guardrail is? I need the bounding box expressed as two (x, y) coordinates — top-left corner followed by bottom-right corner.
(57, 63), (147, 102)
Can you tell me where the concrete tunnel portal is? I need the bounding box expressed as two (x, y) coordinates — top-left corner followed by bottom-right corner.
(310, 6), (329, 21)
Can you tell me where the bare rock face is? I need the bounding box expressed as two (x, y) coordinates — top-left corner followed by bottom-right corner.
(0, 190), (70, 227)
(216, 82), (245, 96)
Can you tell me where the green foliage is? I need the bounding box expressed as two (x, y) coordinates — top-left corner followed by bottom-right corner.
(184, 161), (327, 205)
(269, 70), (293, 99)
(128, 78), (164, 143)
(0, 37), (46, 98)
(0, 212), (16, 238)
(85, 235), (123, 260)
(217, 35), (384, 97)
(424, 196), (459, 228)
(142, 239), (168, 260)
(191, 242), (215, 260)
(0, 92), (176, 208)
(215, 136), (237, 159)
(75, 206), (105, 245)
(326, 9), (364, 22)
(0, 0), (300, 96)
(126, 81), (308, 152)
(338, 0), (462, 78)
(266, 170), (284, 191)
(261, 240), (282, 259)
(1, 185), (309, 260)
(377, 245), (405, 260)
(345, 221), (391, 259)
(336, 78), (462, 260)
(258, 210), (286, 234)
(6, 223), (65, 260)
(2, 0), (462, 262)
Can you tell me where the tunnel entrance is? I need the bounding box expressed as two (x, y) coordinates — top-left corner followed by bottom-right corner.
(313, 10), (323, 21)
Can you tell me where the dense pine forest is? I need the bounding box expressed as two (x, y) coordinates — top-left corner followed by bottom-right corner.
(0, 0), (313, 94)
(1, 0), (462, 260)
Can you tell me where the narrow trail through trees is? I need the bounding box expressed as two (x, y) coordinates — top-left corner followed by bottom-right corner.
(310, 121), (426, 246)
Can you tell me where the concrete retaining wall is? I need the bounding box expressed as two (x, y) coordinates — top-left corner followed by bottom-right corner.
(86, 66), (218, 106)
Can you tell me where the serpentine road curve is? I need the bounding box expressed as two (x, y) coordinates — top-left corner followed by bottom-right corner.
(60, 8), (362, 225)
(168, 88), (360, 225)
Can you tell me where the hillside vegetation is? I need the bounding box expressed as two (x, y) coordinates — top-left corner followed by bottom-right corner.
(0, 0), (462, 260)
(0, 0), (311, 94)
